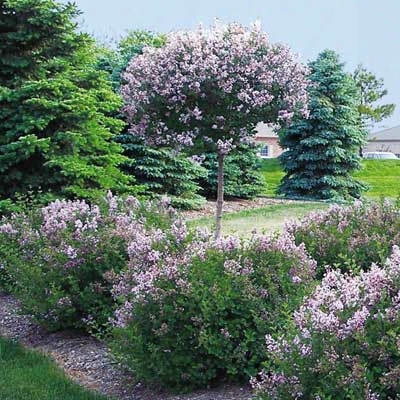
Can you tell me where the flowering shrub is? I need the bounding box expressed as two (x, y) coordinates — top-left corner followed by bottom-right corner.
(0, 193), (178, 332)
(285, 200), (400, 277)
(122, 21), (310, 238)
(110, 230), (316, 390)
(252, 246), (400, 399)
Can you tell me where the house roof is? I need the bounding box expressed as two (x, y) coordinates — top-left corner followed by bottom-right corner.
(369, 125), (400, 141)
(255, 122), (278, 138)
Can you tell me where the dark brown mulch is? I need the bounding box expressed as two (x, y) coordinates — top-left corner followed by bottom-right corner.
(182, 196), (302, 220)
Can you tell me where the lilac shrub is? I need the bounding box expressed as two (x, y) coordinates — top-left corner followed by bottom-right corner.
(0, 193), (179, 332)
(252, 246), (400, 399)
(122, 22), (309, 147)
(110, 230), (316, 390)
(285, 199), (400, 277)
(122, 21), (310, 238)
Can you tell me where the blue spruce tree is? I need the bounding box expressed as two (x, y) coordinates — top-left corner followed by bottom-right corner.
(278, 50), (367, 200)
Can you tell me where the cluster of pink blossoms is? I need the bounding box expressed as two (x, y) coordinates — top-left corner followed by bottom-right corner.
(252, 245), (400, 399)
(122, 21), (309, 152)
(284, 199), (400, 273)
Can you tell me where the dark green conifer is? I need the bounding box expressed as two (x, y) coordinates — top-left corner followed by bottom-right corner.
(0, 0), (134, 203)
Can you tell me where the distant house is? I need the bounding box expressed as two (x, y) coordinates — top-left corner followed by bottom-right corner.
(254, 122), (284, 158)
(364, 125), (400, 157)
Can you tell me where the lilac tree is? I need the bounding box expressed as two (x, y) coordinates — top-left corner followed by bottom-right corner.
(122, 22), (309, 238)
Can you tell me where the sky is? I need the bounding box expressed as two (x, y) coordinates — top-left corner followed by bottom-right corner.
(69, 0), (400, 132)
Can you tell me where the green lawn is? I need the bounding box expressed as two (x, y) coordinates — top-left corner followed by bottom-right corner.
(354, 159), (400, 199)
(190, 158), (399, 236)
(259, 158), (400, 199)
(259, 158), (285, 197)
(188, 202), (328, 237)
(0, 337), (110, 400)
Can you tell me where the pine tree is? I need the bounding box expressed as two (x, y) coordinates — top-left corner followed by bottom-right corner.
(196, 143), (264, 199)
(278, 50), (367, 200)
(0, 0), (133, 203)
(118, 135), (206, 209)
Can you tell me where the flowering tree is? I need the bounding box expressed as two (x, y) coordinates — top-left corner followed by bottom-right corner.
(122, 22), (309, 238)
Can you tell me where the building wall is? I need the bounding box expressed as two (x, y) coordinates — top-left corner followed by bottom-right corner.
(364, 141), (400, 156)
(254, 136), (284, 158)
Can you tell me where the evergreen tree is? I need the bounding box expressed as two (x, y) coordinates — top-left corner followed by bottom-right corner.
(278, 50), (367, 200)
(118, 135), (206, 209)
(96, 31), (206, 209)
(197, 143), (264, 199)
(0, 0), (133, 203)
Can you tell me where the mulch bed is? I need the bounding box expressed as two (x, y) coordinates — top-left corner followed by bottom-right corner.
(182, 196), (303, 219)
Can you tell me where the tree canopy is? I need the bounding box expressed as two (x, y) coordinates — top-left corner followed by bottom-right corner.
(0, 0), (133, 203)
(353, 64), (396, 129)
(122, 22), (310, 237)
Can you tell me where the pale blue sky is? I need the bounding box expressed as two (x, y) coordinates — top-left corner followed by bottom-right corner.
(70, 0), (399, 131)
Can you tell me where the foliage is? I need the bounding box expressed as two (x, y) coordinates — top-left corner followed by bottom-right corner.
(353, 64), (396, 129)
(116, 134), (206, 210)
(252, 246), (400, 399)
(122, 21), (309, 237)
(196, 143), (265, 199)
(0, 193), (178, 333)
(278, 50), (367, 200)
(110, 228), (316, 390)
(0, 337), (108, 400)
(96, 31), (205, 209)
(285, 200), (400, 277)
(0, 0), (134, 204)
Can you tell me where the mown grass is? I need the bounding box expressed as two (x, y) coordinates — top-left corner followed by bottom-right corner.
(354, 159), (400, 199)
(259, 158), (400, 199)
(258, 158), (285, 197)
(188, 201), (328, 237)
(190, 157), (399, 236)
(0, 337), (110, 400)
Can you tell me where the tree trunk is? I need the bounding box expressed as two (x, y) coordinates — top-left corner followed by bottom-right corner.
(214, 152), (224, 240)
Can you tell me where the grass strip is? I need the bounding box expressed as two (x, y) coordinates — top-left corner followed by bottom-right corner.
(0, 337), (110, 400)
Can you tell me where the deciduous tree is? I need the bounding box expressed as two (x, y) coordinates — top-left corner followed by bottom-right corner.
(353, 64), (395, 129)
(122, 22), (309, 238)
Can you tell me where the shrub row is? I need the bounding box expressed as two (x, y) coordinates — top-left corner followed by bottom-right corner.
(1, 197), (400, 396)
(286, 199), (400, 277)
(0, 193), (315, 389)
